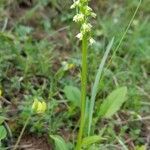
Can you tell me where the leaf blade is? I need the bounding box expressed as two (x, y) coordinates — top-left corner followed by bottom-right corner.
(0, 116), (5, 125)
(0, 125), (7, 140)
(82, 135), (105, 148)
(50, 135), (69, 150)
(64, 86), (81, 107)
(87, 38), (114, 135)
(98, 86), (127, 118)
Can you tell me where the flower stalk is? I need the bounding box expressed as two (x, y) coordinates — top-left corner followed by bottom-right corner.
(76, 34), (88, 150)
(71, 0), (96, 149)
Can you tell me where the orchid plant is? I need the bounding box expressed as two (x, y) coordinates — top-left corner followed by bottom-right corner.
(70, 0), (141, 149)
(71, 0), (96, 149)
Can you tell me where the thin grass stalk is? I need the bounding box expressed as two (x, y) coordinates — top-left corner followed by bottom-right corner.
(13, 116), (31, 150)
(87, 38), (114, 136)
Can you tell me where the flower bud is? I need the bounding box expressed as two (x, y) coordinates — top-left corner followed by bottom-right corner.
(89, 38), (96, 45)
(82, 23), (92, 33)
(70, 0), (80, 9)
(76, 32), (83, 40)
(91, 12), (97, 18)
(73, 13), (84, 22)
(71, 0), (96, 44)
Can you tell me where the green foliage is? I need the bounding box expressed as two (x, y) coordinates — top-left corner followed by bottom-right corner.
(0, 126), (7, 140)
(64, 86), (81, 107)
(87, 38), (114, 135)
(50, 135), (69, 150)
(98, 87), (127, 118)
(82, 135), (105, 148)
(0, 0), (149, 149)
(0, 116), (5, 125)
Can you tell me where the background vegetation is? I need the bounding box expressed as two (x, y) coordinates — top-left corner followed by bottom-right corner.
(0, 0), (149, 149)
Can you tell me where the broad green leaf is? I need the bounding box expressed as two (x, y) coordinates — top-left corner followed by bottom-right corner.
(64, 86), (81, 107)
(98, 87), (127, 118)
(0, 126), (7, 140)
(50, 135), (69, 150)
(82, 135), (105, 147)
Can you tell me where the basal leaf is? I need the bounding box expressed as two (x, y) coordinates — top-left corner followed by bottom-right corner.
(50, 135), (69, 150)
(82, 135), (105, 147)
(98, 87), (127, 118)
(64, 86), (81, 107)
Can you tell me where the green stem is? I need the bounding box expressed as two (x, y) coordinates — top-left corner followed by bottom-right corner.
(76, 34), (88, 150)
(13, 116), (31, 150)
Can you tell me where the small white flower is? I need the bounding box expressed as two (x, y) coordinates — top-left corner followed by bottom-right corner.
(84, 6), (96, 18)
(76, 32), (83, 40)
(85, 6), (92, 12)
(73, 13), (84, 22)
(91, 12), (97, 18)
(71, 0), (96, 42)
(82, 23), (92, 33)
(70, 0), (80, 9)
(89, 38), (96, 45)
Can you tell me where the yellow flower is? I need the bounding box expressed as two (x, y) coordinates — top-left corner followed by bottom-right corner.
(32, 99), (47, 114)
(32, 99), (38, 110)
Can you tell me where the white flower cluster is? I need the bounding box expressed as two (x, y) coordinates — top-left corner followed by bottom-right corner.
(71, 0), (96, 45)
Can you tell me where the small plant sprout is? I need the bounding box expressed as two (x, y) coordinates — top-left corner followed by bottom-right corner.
(13, 98), (47, 150)
(71, 0), (96, 149)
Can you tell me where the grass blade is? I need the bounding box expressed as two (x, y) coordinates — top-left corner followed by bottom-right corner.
(87, 38), (114, 135)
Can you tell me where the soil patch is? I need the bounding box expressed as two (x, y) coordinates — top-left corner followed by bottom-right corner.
(19, 134), (52, 150)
